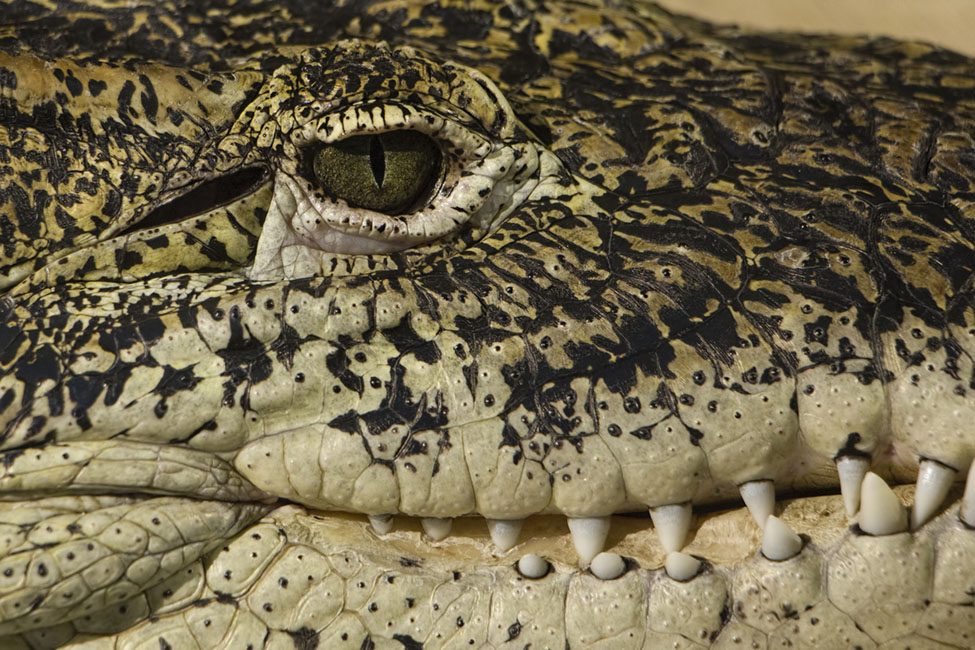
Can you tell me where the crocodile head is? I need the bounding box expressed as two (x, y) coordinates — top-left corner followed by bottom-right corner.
(1, 1), (974, 647)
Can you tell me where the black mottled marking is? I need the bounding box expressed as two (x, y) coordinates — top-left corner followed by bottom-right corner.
(3, 184), (40, 239)
(117, 79), (136, 121)
(803, 315), (831, 346)
(287, 627), (319, 650)
(138, 74), (159, 122)
(629, 425), (652, 440)
(0, 388), (14, 420)
(15, 344), (60, 387)
(101, 189), (122, 218)
(153, 364), (201, 398)
(0, 66), (17, 89)
(327, 409), (361, 434)
(383, 316), (442, 365)
(64, 72), (83, 97)
(325, 346), (365, 394)
(116, 248), (142, 270)
(392, 634), (424, 650)
(87, 78), (107, 96)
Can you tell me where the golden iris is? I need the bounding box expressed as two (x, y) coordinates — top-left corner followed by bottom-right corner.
(311, 130), (442, 214)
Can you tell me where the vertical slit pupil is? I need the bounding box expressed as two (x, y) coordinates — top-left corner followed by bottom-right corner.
(369, 134), (385, 187)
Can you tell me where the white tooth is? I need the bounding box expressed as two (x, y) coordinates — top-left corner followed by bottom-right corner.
(962, 460), (975, 527)
(664, 551), (702, 582)
(649, 503), (692, 553)
(836, 455), (869, 517)
(858, 472), (907, 535)
(422, 517), (452, 541)
(590, 552), (626, 580)
(739, 479), (775, 528)
(761, 515), (803, 561)
(486, 519), (523, 552)
(517, 553), (550, 579)
(567, 516), (611, 564)
(911, 459), (957, 530)
(368, 514), (394, 535)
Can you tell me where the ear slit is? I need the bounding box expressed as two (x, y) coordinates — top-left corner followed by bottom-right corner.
(117, 166), (269, 237)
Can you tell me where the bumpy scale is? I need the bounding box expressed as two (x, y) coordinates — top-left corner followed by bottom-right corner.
(0, 0), (974, 647)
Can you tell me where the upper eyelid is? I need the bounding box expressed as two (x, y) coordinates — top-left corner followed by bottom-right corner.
(288, 103), (496, 163)
(290, 92), (496, 131)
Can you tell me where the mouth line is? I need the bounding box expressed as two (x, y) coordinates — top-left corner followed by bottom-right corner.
(265, 481), (959, 574)
(2, 433), (961, 570)
(2, 475), (942, 559)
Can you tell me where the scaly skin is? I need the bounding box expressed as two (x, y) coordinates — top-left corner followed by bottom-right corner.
(1, 0), (974, 647)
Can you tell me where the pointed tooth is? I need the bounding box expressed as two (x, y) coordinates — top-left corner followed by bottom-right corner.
(486, 519), (523, 552)
(962, 460), (975, 527)
(421, 517), (452, 541)
(567, 516), (611, 564)
(739, 479), (775, 528)
(517, 553), (550, 579)
(761, 515), (803, 561)
(911, 459), (957, 530)
(664, 551), (702, 582)
(836, 455), (869, 517)
(590, 552), (626, 580)
(368, 514), (394, 535)
(649, 503), (692, 552)
(858, 472), (907, 535)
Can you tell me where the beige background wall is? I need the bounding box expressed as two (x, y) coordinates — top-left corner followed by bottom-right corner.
(656, 1), (975, 56)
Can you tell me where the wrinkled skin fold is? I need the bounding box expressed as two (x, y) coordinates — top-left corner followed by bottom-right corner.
(0, 0), (974, 647)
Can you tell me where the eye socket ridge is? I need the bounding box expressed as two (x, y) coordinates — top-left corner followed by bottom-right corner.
(277, 106), (531, 259)
(308, 130), (443, 216)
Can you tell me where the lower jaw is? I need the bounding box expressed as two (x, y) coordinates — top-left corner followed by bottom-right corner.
(8, 485), (974, 648)
(237, 485), (975, 648)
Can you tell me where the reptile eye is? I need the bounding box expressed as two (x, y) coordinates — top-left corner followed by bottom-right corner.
(311, 131), (442, 214)
(263, 92), (541, 274)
